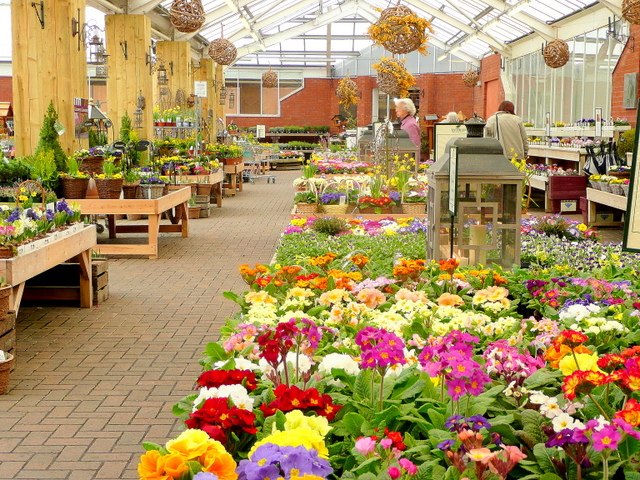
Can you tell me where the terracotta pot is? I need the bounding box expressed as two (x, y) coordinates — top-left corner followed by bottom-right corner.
(222, 157), (243, 165)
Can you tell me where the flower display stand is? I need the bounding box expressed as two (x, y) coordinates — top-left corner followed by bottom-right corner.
(585, 187), (627, 227)
(73, 187), (191, 259)
(223, 163), (246, 196)
(178, 171), (224, 208)
(548, 175), (587, 214)
(0, 225), (97, 314)
(290, 207), (426, 221)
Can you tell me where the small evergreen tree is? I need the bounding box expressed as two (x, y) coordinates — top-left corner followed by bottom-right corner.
(34, 100), (68, 172)
(120, 112), (133, 144)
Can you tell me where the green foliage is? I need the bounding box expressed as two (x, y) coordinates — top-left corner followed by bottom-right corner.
(0, 157), (33, 183)
(34, 100), (67, 172)
(618, 128), (635, 158)
(88, 129), (108, 148)
(420, 130), (430, 155)
(119, 112), (133, 144)
(293, 191), (317, 204)
(311, 217), (349, 236)
(29, 149), (58, 188)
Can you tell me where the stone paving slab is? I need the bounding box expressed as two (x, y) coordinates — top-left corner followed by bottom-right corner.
(1, 170), (298, 480)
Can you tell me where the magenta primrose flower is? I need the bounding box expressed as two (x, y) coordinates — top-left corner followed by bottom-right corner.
(354, 436), (377, 455)
(355, 327), (406, 370)
(591, 425), (622, 451)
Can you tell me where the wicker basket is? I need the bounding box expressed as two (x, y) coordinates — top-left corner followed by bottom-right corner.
(462, 70), (479, 87)
(141, 184), (165, 199)
(542, 39), (570, 68)
(623, 0), (640, 24)
(0, 286), (10, 321)
(296, 203), (318, 214)
(589, 180), (601, 190)
(622, 184), (630, 196)
(322, 204), (348, 215)
(94, 178), (123, 199)
(599, 182), (612, 193)
(262, 69), (278, 88)
(79, 156), (105, 176)
(375, 58), (413, 97)
(169, 0), (205, 33)
(208, 38), (237, 65)
(122, 184), (140, 199)
(336, 77), (359, 105)
(401, 202), (426, 215)
(60, 177), (90, 199)
(610, 183), (625, 196)
(0, 353), (14, 395)
(375, 5), (425, 55)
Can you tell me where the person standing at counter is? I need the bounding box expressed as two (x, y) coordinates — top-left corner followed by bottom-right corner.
(394, 98), (421, 147)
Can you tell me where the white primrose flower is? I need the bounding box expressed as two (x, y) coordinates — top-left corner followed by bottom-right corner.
(192, 384), (254, 412)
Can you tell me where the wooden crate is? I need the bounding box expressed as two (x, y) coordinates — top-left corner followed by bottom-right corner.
(94, 285), (109, 304)
(92, 259), (109, 304)
(0, 312), (16, 366)
(199, 206), (212, 218)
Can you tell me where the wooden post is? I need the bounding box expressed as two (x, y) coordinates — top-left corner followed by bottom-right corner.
(11, 0), (88, 156)
(194, 58), (216, 142)
(105, 14), (154, 142)
(156, 41), (193, 108)
(215, 63), (225, 138)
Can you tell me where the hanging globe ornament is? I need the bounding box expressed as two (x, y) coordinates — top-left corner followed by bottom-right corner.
(542, 39), (570, 68)
(368, 4), (434, 55)
(169, 0), (206, 34)
(262, 69), (278, 88)
(462, 70), (479, 87)
(622, 0), (640, 25)
(208, 38), (237, 65)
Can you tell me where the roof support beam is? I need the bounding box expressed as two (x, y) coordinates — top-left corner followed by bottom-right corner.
(234, 0), (359, 61)
(595, 0), (623, 17)
(130, 0), (164, 14)
(479, 0), (555, 41)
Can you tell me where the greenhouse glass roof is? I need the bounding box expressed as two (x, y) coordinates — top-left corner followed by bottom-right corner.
(125, 0), (619, 66)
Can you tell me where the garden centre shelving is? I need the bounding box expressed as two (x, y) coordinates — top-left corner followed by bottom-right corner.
(585, 187), (627, 227)
(0, 224), (97, 313)
(73, 187), (191, 259)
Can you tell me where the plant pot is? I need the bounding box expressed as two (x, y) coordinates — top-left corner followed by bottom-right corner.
(0, 285), (11, 321)
(60, 177), (90, 199)
(322, 204), (348, 214)
(359, 206), (393, 214)
(296, 203), (318, 214)
(188, 206), (201, 219)
(79, 156), (105, 176)
(0, 352), (14, 394)
(222, 157), (243, 165)
(0, 246), (16, 259)
(401, 203), (426, 215)
(140, 184), (165, 199)
(196, 183), (213, 196)
(94, 178), (124, 199)
(122, 184), (140, 199)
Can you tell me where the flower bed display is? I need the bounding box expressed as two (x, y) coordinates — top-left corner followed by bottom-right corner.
(137, 213), (640, 480)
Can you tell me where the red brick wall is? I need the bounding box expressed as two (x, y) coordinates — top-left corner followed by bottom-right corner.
(611, 24), (640, 126)
(0, 77), (13, 103)
(473, 54), (504, 120)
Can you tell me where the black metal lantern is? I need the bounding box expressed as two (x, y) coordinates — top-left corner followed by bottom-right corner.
(228, 91), (235, 109)
(133, 107), (143, 129)
(157, 64), (169, 86)
(219, 85), (227, 106)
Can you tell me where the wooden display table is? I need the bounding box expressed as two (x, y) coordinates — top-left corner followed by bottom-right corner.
(528, 146), (588, 173)
(176, 170), (224, 208)
(74, 187), (191, 259)
(0, 224), (97, 313)
(585, 187), (627, 227)
(223, 163), (246, 195)
(528, 175), (550, 212)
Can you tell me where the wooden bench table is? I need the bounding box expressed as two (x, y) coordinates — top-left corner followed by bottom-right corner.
(0, 224), (97, 313)
(223, 163), (246, 195)
(585, 187), (627, 227)
(177, 170), (224, 208)
(74, 187), (191, 259)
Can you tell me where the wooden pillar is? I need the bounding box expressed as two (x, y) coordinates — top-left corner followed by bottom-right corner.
(156, 41), (193, 108)
(11, 0), (88, 156)
(105, 14), (154, 142)
(215, 63), (225, 138)
(194, 59), (216, 142)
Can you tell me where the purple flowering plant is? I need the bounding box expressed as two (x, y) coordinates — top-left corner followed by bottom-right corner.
(236, 444), (332, 480)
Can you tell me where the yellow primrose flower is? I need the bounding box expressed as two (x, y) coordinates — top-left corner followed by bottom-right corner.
(558, 353), (602, 376)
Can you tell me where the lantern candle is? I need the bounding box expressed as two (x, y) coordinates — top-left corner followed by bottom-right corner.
(469, 224), (487, 264)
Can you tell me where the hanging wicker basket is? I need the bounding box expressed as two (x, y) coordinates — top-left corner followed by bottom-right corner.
(623, 0), (640, 24)
(336, 77), (360, 106)
(208, 38), (237, 65)
(373, 58), (414, 98)
(542, 39), (570, 68)
(372, 5), (430, 55)
(169, 0), (205, 33)
(262, 69), (278, 88)
(462, 70), (479, 87)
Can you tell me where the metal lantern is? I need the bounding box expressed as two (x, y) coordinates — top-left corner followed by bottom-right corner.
(88, 35), (108, 65)
(228, 91), (235, 109)
(157, 64), (169, 86)
(358, 124), (374, 162)
(426, 117), (524, 268)
(133, 107), (143, 129)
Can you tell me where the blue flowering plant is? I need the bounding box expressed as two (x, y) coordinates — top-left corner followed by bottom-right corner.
(140, 177), (166, 185)
(237, 444), (333, 480)
(319, 192), (345, 205)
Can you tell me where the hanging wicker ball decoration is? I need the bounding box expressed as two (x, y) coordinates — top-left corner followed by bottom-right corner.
(462, 70), (479, 87)
(208, 38), (237, 65)
(336, 77), (360, 106)
(542, 39), (570, 68)
(374, 58), (415, 98)
(623, 0), (640, 24)
(375, 5), (426, 55)
(169, 0), (206, 34)
(262, 69), (278, 88)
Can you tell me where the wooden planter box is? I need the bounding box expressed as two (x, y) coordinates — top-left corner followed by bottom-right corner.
(548, 175), (588, 213)
(0, 311), (16, 370)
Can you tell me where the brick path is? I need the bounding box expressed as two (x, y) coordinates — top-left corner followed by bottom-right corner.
(0, 170), (299, 480)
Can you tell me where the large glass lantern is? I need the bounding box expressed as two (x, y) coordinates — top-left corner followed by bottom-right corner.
(426, 118), (524, 268)
(358, 124), (373, 161)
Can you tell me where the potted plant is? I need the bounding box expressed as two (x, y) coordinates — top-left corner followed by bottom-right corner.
(400, 188), (427, 215)
(139, 176), (165, 199)
(294, 190), (318, 214)
(59, 156), (90, 199)
(320, 191), (348, 214)
(122, 170), (141, 199)
(219, 144), (244, 165)
(93, 160), (123, 199)
(187, 196), (201, 219)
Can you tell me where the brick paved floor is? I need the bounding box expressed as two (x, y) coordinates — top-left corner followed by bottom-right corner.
(0, 174), (625, 479)
(0, 170), (299, 480)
